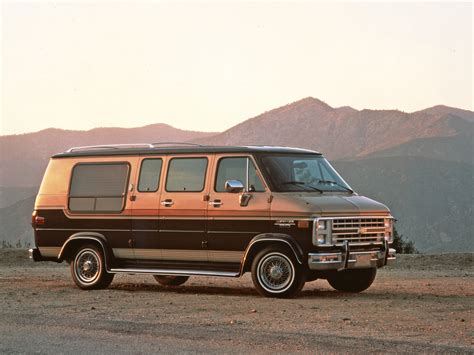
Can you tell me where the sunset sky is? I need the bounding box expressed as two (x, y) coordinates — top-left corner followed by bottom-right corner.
(1, 1), (472, 135)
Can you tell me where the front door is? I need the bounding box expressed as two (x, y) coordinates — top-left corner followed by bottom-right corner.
(207, 155), (271, 264)
(158, 156), (211, 263)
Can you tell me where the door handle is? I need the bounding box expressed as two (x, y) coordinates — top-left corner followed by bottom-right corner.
(209, 199), (223, 207)
(161, 199), (174, 207)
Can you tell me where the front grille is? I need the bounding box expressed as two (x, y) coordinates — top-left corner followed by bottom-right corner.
(332, 217), (386, 245)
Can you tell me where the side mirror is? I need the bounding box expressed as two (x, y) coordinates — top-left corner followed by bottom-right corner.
(225, 180), (245, 193)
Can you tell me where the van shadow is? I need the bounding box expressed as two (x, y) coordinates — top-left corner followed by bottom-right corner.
(109, 282), (259, 297)
(108, 282), (452, 300)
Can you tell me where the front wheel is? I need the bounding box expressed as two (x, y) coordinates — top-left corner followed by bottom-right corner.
(70, 244), (114, 290)
(327, 268), (376, 293)
(251, 246), (305, 298)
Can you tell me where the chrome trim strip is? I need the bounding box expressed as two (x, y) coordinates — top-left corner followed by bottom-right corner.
(208, 250), (243, 263)
(112, 248), (134, 259)
(109, 268), (239, 277)
(132, 229), (159, 232)
(112, 248), (243, 262)
(161, 249), (207, 261)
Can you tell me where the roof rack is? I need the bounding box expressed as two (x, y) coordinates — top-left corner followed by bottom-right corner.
(66, 143), (154, 153)
(66, 142), (205, 153)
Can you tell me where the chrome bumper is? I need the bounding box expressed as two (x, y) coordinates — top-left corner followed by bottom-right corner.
(308, 241), (396, 271)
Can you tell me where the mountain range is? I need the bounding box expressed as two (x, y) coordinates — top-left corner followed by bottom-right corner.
(1, 98), (472, 252)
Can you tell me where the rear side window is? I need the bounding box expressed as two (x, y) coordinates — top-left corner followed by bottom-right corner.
(138, 159), (162, 192)
(69, 163), (129, 212)
(215, 157), (265, 192)
(166, 158), (207, 192)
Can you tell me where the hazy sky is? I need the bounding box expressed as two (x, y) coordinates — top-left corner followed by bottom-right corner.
(1, 1), (472, 136)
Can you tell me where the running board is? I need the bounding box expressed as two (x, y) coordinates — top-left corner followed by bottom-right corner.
(109, 268), (240, 278)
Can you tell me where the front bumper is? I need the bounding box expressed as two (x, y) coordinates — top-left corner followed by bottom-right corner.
(308, 241), (396, 271)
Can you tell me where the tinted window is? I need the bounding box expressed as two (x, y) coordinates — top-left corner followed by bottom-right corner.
(138, 159), (162, 192)
(261, 155), (352, 193)
(69, 163), (129, 212)
(215, 157), (265, 192)
(166, 158), (207, 192)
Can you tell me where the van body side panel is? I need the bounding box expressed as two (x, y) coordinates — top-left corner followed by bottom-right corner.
(129, 156), (164, 260)
(154, 155), (211, 262)
(34, 157), (137, 261)
(207, 154), (272, 263)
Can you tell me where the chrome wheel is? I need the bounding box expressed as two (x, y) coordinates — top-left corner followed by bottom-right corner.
(256, 252), (295, 293)
(74, 248), (101, 285)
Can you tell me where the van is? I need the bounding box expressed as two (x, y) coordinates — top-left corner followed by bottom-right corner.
(30, 143), (396, 298)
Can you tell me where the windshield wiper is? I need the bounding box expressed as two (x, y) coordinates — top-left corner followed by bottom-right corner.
(280, 181), (323, 193)
(318, 180), (354, 193)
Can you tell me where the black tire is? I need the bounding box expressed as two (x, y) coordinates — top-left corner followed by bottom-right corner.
(327, 268), (377, 293)
(153, 275), (189, 286)
(251, 246), (305, 298)
(70, 244), (114, 290)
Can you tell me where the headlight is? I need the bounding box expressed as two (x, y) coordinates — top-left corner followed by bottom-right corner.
(317, 220), (326, 230)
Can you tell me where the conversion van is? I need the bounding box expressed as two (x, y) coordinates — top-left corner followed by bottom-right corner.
(30, 143), (396, 298)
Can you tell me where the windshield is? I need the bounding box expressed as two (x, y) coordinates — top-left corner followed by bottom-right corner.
(260, 154), (353, 193)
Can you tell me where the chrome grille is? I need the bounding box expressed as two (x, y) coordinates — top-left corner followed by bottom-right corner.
(332, 217), (386, 245)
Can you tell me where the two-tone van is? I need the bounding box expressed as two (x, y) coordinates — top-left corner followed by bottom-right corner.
(30, 143), (396, 298)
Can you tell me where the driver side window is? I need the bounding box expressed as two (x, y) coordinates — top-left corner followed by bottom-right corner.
(215, 157), (265, 192)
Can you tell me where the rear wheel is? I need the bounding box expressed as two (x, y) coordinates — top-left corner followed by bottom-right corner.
(70, 244), (114, 290)
(327, 268), (376, 293)
(153, 275), (189, 286)
(251, 246), (305, 298)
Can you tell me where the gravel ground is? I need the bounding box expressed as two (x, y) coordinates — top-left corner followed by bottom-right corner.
(0, 250), (472, 354)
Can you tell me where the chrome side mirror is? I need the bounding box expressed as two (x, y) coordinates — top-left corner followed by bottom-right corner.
(225, 180), (245, 193)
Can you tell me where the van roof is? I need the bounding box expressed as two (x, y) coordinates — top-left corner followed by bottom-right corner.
(52, 144), (322, 158)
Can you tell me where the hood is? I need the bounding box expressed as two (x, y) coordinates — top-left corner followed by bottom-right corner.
(271, 193), (390, 217)
(300, 194), (390, 215)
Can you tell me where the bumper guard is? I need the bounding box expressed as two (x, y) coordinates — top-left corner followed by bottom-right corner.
(308, 240), (396, 271)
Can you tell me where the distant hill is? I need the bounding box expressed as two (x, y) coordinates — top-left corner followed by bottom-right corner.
(193, 97), (473, 160)
(334, 156), (474, 253)
(1, 98), (472, 252)
(0, 124), (216, 187)
(0, 186), (39, 208)
(0, 195), (35, 248)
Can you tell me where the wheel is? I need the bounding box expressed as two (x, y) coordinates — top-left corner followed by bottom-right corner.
(153, 275), (189, 286)
(70, 244), (114, 290)
(327, 268), (377, 293)
(251, 246), (305, 298)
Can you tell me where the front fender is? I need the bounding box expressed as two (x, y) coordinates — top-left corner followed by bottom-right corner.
(240, 233), (304, 275)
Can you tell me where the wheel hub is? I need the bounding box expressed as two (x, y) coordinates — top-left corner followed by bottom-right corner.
(269, 265), (284, 279)
(83, 260), (92, 272)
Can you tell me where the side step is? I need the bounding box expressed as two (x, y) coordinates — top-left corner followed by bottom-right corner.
(109, 268), (240, 278)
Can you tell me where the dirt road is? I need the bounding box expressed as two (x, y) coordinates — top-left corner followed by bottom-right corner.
(0, 250), (472, 353)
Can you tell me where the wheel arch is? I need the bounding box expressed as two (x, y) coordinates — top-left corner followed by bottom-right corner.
(240, 233), (304, 275)
(58, 232), (115, 271)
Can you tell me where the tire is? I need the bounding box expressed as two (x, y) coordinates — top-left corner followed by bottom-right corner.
(251, 246), (305, 298)
(327, 268), (377, 293)
(70, 244), (114, 290)
(153, 275), (189, 286)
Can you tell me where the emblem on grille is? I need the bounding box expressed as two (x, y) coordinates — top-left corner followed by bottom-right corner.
(359, 227), (369, 234)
